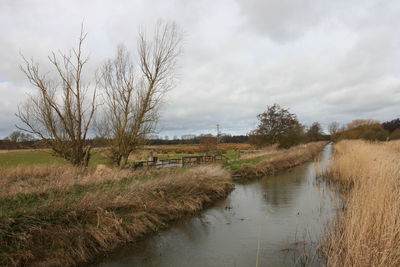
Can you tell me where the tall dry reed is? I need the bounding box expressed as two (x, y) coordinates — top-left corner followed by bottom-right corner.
(322, 140), (400, 267)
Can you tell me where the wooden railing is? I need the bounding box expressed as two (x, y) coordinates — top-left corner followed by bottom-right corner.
(129, 155), (224, 169)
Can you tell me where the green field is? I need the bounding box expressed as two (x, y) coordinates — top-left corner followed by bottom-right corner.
(0, 150), (109, 168)
(0, 148), (271, 170)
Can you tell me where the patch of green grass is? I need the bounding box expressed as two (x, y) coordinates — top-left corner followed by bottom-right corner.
(224, 152), (282, 171)
(223, 149), (238, 161)
(88, 151), (110, 167)
(0, 150), (110, 168)
(0, 151), (66, 168)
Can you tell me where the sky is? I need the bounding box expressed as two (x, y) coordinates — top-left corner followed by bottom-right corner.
(1, 0), (400, 138)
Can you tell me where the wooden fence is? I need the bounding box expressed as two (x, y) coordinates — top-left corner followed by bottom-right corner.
(129, 155), (224, 169)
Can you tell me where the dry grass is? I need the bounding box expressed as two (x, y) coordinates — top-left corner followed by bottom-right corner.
(0, 165), (233, 266)
(236, 141), (327, 178)
(321, 140), (400, 267)
(0, 164), (135, 198)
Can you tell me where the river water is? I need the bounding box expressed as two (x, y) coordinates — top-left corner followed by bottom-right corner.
(97, 144), (337, 267)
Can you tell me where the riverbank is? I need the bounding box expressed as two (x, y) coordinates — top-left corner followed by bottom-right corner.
(321, 140), (400, 267)
(0, 165), (233, 266)
(231, 141), (327, 179)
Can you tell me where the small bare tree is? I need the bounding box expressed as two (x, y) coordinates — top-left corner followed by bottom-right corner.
(16, 27), (96, 166)
(97, 22), (182, 167)
(328, 121), (340, 136)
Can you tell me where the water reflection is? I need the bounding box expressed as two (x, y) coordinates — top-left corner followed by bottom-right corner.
(96, 145), (336, 267)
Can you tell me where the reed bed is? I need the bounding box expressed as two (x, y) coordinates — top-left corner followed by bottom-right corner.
(321, 140), (400, 267)
(0, 165), (233, 266)
(235, 141), (327, 178)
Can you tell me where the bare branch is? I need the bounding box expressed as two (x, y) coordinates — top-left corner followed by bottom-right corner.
(97, 21), (182, 166)
(16, 25), (96, 166)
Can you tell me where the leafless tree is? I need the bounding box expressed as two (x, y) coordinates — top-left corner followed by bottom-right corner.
(97, 21), (182, 167)
(16, 26), (96, 166)
(328, 121), (340, 136)
(6, 131), (34, 143)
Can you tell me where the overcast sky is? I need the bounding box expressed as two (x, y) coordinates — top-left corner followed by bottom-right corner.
(1, 0), (400, 138)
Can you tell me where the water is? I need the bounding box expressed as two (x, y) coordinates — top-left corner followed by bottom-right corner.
(96, 145), (337, 267)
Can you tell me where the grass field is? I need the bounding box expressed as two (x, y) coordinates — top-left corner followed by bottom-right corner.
(0, 143), (252, 168)
(0, 143), (325, 175)
(0, 150), (65, 167)
(0, 149), (110, 168)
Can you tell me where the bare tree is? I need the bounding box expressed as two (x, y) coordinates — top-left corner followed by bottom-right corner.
(6, 131), (34, 143)
(98, 22), (182, 167)
(16, 26), (96, 166)
(328, 121), (340, 136)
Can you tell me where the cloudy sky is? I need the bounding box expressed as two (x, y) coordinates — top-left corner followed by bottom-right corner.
(1, 0), (400, 138)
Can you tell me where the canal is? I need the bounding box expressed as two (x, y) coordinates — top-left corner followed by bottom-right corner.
(97, 144), (337, 267)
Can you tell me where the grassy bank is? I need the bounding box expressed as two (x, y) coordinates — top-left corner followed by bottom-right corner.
(232, 141), (327, 178)
(321, 140), (400, 267)
(0, 165), (233, 266)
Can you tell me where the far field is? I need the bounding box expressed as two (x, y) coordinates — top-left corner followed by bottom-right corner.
(0, 149), (109, 168)
(0, 143), (252, 168)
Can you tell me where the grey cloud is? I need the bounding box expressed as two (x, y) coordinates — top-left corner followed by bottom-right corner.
(235, 0), (333, 42)
(1, 0), (400, 138)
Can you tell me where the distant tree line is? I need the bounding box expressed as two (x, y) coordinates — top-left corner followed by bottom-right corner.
(330, 118), (400, 142)
(248, 104), (400, 147)
(0, 131), (107, 150)
(0, 129), (248, 150)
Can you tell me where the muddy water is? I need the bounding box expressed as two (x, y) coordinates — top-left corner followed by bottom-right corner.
(97, 145), (337, 267)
